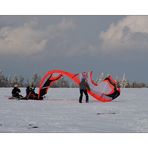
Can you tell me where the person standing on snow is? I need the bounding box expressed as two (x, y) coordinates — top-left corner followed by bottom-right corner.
(79, 78), (90, 103)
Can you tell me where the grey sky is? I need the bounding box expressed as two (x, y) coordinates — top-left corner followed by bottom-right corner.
(0, 16), (147, 82)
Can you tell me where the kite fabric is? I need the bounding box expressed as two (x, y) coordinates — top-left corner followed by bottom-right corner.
(38, 69), (120, 102)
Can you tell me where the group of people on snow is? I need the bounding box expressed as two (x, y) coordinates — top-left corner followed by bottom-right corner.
(11, 83), (42, 100)
(11, 74), (120, 102)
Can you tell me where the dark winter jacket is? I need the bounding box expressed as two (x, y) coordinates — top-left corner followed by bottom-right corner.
(79, 79), (90, 90)
(12, 87), (21, 95)
(26, 86), (35, 96)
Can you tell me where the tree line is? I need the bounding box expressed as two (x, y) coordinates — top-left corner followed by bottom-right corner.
(0, 71), (147, 88)
(0, 71), (77, 88)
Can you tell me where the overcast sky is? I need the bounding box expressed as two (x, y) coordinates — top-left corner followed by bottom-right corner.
(0, 16), (147, 82)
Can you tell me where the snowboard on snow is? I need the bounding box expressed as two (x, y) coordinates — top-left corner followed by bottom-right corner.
(8, 96), (43, 100)
(8, 96), (28, 100)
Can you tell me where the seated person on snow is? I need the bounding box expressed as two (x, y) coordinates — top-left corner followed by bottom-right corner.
(12, 84), (23, 99)
(104, 75), (120, 100)
(26, 83), (38, 99)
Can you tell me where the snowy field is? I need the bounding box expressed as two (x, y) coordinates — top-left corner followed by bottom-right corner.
(0, 88), (148, 133)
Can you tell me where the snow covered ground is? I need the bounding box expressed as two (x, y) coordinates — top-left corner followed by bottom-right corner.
(0, 88), (148, 133)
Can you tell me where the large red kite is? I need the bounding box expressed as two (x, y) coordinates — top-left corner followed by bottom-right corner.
(38, 69), (120, 102)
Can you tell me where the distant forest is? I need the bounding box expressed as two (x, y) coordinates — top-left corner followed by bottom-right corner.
(0, 71), (147, 88)
(0, 71), (77, 88)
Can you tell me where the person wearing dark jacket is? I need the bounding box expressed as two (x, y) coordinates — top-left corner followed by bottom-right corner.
(26, 84), (38, 100)
(12, 84), (23, 98)
(79, 78), (90, 103)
